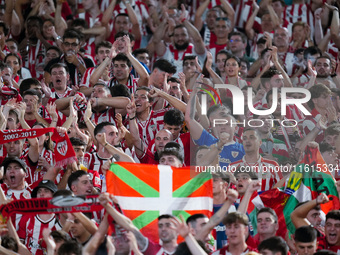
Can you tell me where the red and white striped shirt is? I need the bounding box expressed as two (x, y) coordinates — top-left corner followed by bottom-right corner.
(83, 152), (116, 192)
(18, 214), (62, 255)
(108, 74), (139, 94)
(146, 132), (191, 166)
(283, 4), (314, 38)
(141, 238), (175, 255)
(229, 156), (282, 191)
(90, 107), (117, 125)
(112, 0), (150, 37)
(302, 108), (324, 143)
(162, 43), (204, 74)
(124, 109), (167, 146)
(23, 147), (54, 183)
(23, 40), (45, 80)
(75, 12), (104, 57)
(234, 0), (253, 29)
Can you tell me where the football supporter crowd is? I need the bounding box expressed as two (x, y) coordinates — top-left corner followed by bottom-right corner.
(1, 0), (340, 254)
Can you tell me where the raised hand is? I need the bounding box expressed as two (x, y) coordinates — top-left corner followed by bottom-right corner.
(179, 4), (188, 22)
(170, 215), (190, 238)
(314, 8), (323, 20)
(126, 94), (136, 118)
(46, 102), (58, 121)
(226, 189), (239, 203)
(96, 132), (107, 146)
(84, 100), (92, 121)
(205, 51), (213, 70)
(316, 193), (329, 204)
(115, 113), (123, 128)
(246, 180), (261, 194)
(109, 41), (119, 60)
(307, 60), (317, 77)
(41, 78), (52, 98)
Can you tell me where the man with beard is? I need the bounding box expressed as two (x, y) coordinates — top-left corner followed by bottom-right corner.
(153, 5), (206, 74)
(314, 56), (337, 89)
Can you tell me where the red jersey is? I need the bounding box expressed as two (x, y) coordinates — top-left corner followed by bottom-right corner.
(23, 147), (54, 183)
(124, 109), (167, 146)
(75, 12), (104, 57)
(302, 108), (324, 143)
(283, 4), (314, 38)
(317, 236), (340, 253)
(23, 40), (45, 80)
(55, 168), (101, 191)
(108, 74), (139, 94)
(229, 156), (282, 191)
(90, 107), (117, 125)
(18, 214), (62, 255)
(83, 152), (116, 192)
(147, 132), (191, 166)
(211, 245), (257, 255)
(141, 238), (175, 255)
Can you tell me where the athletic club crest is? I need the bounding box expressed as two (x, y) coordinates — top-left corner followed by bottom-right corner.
(231, 151), (239, 158)
(57, 141), (68, 156)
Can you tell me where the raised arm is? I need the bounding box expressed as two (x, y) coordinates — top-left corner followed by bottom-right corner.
(180, 4), (205, 55)
(15, 102), (39, 163)
(126, 95), (145, 158)
(220, 0), (235, 30)
(121, 35), (149, 86)
(291, 193), (329, 228)
(102, 0), (117, 26)
(149, 87), (187, 113)
(83, 214), (110, 255)
(124, 0), (142, 41)
(89, 41), (118, 86)
(96, 132), (135, 162)
(314, 8), (323, 45)
(196, 189), (238, 241)
(184, 82), (204, 140)
(270, 46), (292, 87)
(267, 3), (280, 29)
(5, 0), (21, 37)
(205, 51), (224, 85)
(151, 16), (167, 57)
(194, 0), (210, 32)
(237, 181), (261, 214)
(99, 193), (148, 250)
(245, 0), (259, 41)
(171, 215), (208, 255)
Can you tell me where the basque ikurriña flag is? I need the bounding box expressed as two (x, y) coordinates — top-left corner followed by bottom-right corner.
(246, 147), (340, 238)
(106, 162), (213, 242)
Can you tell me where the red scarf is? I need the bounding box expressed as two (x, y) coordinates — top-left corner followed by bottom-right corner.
(0, 127), (76, 167)
(0, 195), (103, 218)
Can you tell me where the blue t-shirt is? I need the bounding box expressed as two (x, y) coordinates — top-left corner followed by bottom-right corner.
(194, 129), (245, 169)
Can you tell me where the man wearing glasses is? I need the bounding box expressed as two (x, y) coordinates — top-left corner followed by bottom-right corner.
(44, 29), (94, 86)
